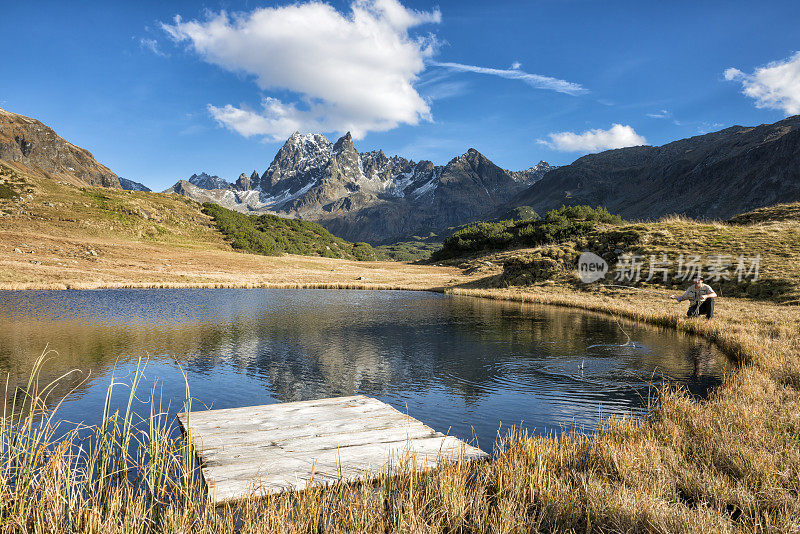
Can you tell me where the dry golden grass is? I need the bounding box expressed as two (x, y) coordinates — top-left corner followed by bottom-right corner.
(443, 285), (800, 532)
(623, 215), (800, 303)
(0, 231), (467, 291)
(657, 213), (699, 224)
(0, 165), (473, 291)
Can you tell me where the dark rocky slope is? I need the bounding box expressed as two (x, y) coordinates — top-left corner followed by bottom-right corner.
(0, 107), (121, 188)
(119, 177), (151, 192)
(509, 115), (800, 220)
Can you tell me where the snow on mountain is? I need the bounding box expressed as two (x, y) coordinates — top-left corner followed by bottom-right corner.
(166, 132), (552, 243)
(187, 172), (233, 190)
(118, 177), (151, 192)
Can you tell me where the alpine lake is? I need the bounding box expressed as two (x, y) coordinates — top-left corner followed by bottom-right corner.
(0, 288), (728, 450)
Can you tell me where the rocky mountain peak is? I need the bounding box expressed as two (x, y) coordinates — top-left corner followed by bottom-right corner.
(234, 170), (265, 192)
(0, 107), (121, 188)
(164, 128), (556, 243)
(329, 132), (361, 182)
(188, 172), (232, 190)
(447, 148), (486, 170)
(332, 132), (355, 154)
(235, 172), (251, 191)
(238, 170), (260, 191)
(262, 133), (334, 192)
(276, 133), (332, 159)
(283, 132), (331, 152)
(510, 161), (555, 184)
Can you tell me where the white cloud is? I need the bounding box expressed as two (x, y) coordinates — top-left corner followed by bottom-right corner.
(647, 109), (671, 119)
(419, 81), (470, 101)
(538, 124), (646, 152)
(162, 0), (440, 140)
(724, 52), (800, 115)
(431, 61), (587, 95)
(697, 121), (725, 135)
(139, 38), (168, 57)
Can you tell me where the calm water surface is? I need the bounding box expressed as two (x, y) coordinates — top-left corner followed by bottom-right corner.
(0, 289), (727, 449)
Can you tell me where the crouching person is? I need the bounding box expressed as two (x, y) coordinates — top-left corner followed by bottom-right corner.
(670, 276), (717, 319)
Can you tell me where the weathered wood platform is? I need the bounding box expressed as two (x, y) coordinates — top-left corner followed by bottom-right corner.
(177, 395), (487, 504)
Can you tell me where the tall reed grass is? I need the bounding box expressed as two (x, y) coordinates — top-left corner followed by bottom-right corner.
(0, 351), (204, 532)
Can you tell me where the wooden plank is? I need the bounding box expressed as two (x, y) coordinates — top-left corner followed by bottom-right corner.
(185, 412), (426, 446)
(177, 395), (487, 504)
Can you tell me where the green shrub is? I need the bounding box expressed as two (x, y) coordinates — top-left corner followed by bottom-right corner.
(351, 242), (378, 261)
(201, 203), (368, 260)
(431, 205), (623, 260)
(0, 183), (16, 200)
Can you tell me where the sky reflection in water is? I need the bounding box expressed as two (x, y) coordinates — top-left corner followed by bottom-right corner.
(0, 289), (727, 450)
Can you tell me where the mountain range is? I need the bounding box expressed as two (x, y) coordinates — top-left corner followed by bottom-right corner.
(164, 132), (553, 243)
(509, 115), (800, 220)
(2, 105), (799, 246)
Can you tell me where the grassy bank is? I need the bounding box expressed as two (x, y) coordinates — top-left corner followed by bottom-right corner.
(0, 164), (475, 290)
(3, 286), (798, 532)
(436, 202), (800, 304)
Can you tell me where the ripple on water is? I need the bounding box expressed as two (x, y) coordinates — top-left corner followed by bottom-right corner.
(0, 289), (728, 448)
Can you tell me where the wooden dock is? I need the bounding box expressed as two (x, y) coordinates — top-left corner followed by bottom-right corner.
(177, 395), (487, 504)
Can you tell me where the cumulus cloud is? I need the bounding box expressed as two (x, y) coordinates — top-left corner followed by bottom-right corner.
(538, 124), (647, 152)
(162, 0), (440, 140)
(431, 61), (587, 95)
(724, 52), (800, 115)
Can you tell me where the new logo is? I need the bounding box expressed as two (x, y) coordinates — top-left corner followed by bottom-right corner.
(577, 251), (608, 283)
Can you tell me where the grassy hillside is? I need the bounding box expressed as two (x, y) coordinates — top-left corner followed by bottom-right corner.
(0, 161), (379, 261)
(201, 202), (378, 260)
(1, 162), (469, 289)
(440, 201), (800, 304)
(0, 161), (224, 246)
(432, 205), (622, 260)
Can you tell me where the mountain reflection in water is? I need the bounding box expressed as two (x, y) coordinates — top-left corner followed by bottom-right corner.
(0, 289), (727, 449)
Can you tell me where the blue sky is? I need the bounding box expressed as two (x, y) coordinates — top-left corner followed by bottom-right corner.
(2, 1), (799, 190)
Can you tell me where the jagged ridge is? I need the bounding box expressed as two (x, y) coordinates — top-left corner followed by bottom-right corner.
(166, 132), (549, 243)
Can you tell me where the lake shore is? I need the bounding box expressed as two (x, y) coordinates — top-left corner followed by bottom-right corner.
(0, 231), (487, 291)
(3, 250), (798, 530)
